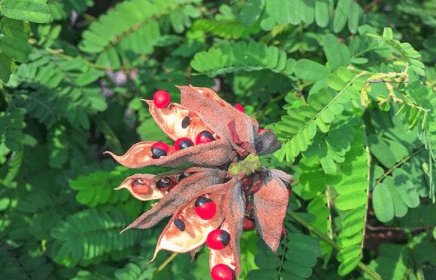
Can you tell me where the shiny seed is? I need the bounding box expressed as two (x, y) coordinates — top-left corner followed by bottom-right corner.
(174, 219), (185, 231)
(181, 116), (190, 128)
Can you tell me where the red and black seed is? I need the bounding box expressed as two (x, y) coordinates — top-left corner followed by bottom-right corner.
(151, 147), (167, 159)
(177, 138), (194, 150)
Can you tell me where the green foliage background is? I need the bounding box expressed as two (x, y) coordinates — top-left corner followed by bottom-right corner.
(1, 0), (436, 279)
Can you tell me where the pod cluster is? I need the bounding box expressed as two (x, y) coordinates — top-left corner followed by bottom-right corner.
(107, 86), (292, 280)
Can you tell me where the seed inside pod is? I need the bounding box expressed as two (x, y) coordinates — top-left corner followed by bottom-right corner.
(156, 177), (172, 189)
(178, 172), (191, 181)
(194, 197), (217, 220)
(195, 130), (215, 144)
(175, 138), (194, 151)
(174, 219), (185, 231)
(150, 142), (169, 159)
(181, 116), (190, 128)
(206, 229), (230, 250)
(211, 264), (236, 280)
(131, 179), (150, 194)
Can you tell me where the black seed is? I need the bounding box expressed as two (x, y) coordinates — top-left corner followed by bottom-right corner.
(178, 172), (191, 181)
(156, 177), (171, 189)
(200, 130), (215, 141)
(151, 147), (167, 159)
(178, 139), (193, 150)
(174, 219), (185, 231)
(195, 197), (212, 208)
(219, 230), (230, 246)
(181, 116), (190, 128)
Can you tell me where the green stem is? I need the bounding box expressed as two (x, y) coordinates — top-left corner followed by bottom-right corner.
(287, 211), (383, 280)
(157, 252), (178, 272)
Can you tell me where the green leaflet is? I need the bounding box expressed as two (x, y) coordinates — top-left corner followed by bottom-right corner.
(248, 239), (280, 279)
(191, 41), (293, 77)
(12, 52), (107, 129)
(280, 233), (322, 279)
(294, 59), (328, 80)
(79, 0), (200, 69)
(330, 127), (368, 275)
(373, 169), (422, 223)
(274, 67), (366, 163)
(193, 19), (260, 39)
(114, 256), (157, 280)
(322, 34), (350, 72)
(0, 107), (26, 152)
(367, 244), (408, 280)
(1, 0), (51, 23)
(50, 208), (148, 267)
(261, 0), (348, 30)
(368, 27), (425, 76)
(70, 167), (141, 208)
(0, 53), (15, 83)
(238, 0), (265, 27)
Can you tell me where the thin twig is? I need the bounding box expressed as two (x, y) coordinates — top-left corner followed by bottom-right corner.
(375, 146), (425, 184)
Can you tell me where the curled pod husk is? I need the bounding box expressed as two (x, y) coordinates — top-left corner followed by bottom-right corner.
(252, 173), (289, 252)
(122, 168), (229, 232)
(105, 140), (237, 168)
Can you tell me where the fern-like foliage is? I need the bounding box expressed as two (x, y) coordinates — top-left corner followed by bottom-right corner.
(259, 0), (365, 33)
(12, 51), (106, 129)
(247, 239), (280, 280)
(50, 208), (148, 267)
(330, 128), (368, 275)
(368, 27), (425, 76)
(191, 41), (294, 77)
(273, 67), (366, 163)
(114, 256), (157, 280)
(193, 19), (260, 39)
(0, 107), (26, 152)
(397, 0), (436, 28)
(79, 0), (201, 69)
(0, 1), (50, 83)
(279, 232), (322, 279)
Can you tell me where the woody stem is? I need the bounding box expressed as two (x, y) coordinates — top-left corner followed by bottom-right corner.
(288, 211), (383, 280)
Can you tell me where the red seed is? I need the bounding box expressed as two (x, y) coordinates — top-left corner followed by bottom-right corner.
(153, 90), (171, 108)
(150, 142), (170, 159)
(175, 137), (194, 151)
(257, 128), (264, 133)
(131, 181), (150, 194)
(234, 103), (245, 113)
(207, 229), (230, 250)
(195, 131), (215, 144)
(211, 264), (235, 280)
(194, 197), (217, 220)
(243, 217), (255, 231)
